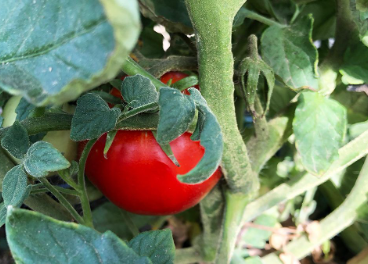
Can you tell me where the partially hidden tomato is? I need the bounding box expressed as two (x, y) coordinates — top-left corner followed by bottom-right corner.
(160, 71), (199, 95)
(2, 96), (77, 162)
(83, 131), (222, 215)
(81, 72), (217, 215)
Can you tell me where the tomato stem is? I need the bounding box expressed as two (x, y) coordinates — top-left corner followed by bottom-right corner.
(38, 177), (85, 225)
(122, 57), (166, 90)
(241, 8), (284, 27)
(77, 139), (97, 228)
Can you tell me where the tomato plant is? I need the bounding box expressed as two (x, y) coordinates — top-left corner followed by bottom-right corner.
(84, 130), (221, 215)
(1, 1), (368, 264)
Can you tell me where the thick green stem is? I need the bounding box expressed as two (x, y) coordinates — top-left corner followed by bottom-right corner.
(184, 1), (259, 263)
(198, 185), (224, 261)
(320, 181), (368, 253)
(185, 0), (257, 194)
(262, 156), (368, 263)
(77, 139), (96, 228)
(0, 113), (72, 139)
(217, 191), (249, 263)
(39, 177), (84, 224)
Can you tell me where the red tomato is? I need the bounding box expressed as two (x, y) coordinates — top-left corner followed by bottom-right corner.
(84, 130), (222, 215)
(160, 71), (199, 95)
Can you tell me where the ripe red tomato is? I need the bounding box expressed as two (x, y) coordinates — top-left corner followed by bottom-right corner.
(83, 130), (222, 215)
(160, 71), (199, 95)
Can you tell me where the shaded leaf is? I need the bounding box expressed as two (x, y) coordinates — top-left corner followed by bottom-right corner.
(351, 0), (368, 46)
(178, 88), (223, 183)
(293, 91), (347, 175)
(2, 165), (28, 207)
(6, 207), (152, 264)
(71, 93), (120, 141)
(15, 98), (36, 121)
(0, 0), (140, 106)
(1, 121), (29, 159)
(121, 75), (159, 108)
(261, 15), (318, 90)
(0, 203), (6, 227)
(0, 147), (14, 190)
(340, 41), (368, 85)
(242, 214), (278, 249)
(104, 130), (118, 157)
(129, 229), (175, 264)
(24, 141), (70, 177)
(157, 87), (196, 144)
(93, 202), (160, 241)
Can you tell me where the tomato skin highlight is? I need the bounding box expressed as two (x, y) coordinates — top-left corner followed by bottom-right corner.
(84, 130), (222, 215)
(160, 71), (199, 95)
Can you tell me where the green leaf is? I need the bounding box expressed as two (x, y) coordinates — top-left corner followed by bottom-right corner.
(0, 0), (140, 106)
(15, 98), (36, 121)
(351, 0), (368, 46)
(2, 165), (28, 207)
(261, 15), (318, 90)
(71, 93), (121, 141)
(0, 116), (3, 127)
(104, 130), (118, 157)
(121, 75), (159, 108)
(129, 229), (175, 264)
(340, 41), (368, 85)
(293, 91), (347, 175)
(157, 87), (196, 144)
(1, 121), (29, 159)
(178, 88), (223, 183)
(93, 202), (160, 241)
(0, 147), (14, 190)
(296, 0), (336, 40)
(0, 203), (6, 227)
(6, 207), (152, 264)
(152, 131), (179, 166)
(242, 214), (278, 249)
(139, 0), (193, 34)
(24, 141), (70, 178)
(331, 85), (368, 124)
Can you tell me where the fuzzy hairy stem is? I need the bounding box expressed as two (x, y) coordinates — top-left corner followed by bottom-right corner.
(184, 0), (259, 263)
